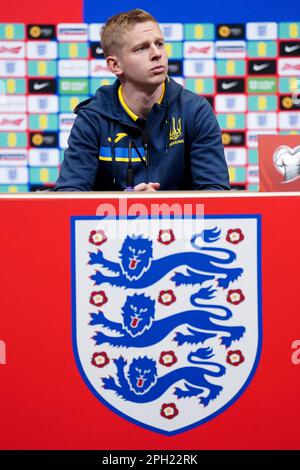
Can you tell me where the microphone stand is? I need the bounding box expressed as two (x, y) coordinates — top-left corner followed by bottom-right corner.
(125, 136), (149, 191)
(125, 140), (134, 191)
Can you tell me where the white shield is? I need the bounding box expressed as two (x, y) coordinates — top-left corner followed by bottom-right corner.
(71, 215), (261, 435)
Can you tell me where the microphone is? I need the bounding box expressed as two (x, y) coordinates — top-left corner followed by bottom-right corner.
(125, 134), (150, 191)
(125, 140), (134, 191)
(141, 130), (150, 166)
(130, 133), (149, 168)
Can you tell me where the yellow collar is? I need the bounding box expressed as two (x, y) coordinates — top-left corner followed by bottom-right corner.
(118, 82), (165, 121)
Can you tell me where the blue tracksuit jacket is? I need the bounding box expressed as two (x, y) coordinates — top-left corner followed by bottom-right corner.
(54, 77), (230, 191)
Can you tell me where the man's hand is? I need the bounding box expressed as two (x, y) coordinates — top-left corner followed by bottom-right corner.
(133, 182), (160, 192)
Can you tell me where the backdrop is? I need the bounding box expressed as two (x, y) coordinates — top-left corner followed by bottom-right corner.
(0, 3), (300, 192)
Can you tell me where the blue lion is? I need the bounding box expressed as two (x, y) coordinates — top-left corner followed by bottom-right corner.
(90, 292), (245, 348)
(89, 230), (243, 289)
(102, 350), (226, 406)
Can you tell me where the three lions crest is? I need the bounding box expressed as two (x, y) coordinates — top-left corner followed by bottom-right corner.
(72, 215), (261, 434)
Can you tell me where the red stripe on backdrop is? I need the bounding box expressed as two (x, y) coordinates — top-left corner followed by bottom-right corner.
(1, 0), (82, 22)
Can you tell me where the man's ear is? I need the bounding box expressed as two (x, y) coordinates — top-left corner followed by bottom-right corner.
(106, 55), (123, 76)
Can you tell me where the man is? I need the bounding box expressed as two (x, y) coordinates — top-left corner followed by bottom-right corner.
(54, 9), (230, 192)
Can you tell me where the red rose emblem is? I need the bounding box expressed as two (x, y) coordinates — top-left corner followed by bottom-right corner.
(159, 351), (177, 367)
(226, 350), (245, 366)
(160, 403), (179, 419)
(226, 289), (245, 305)
(158, 290), (176, 306)
(90, 291), (108, 307)
(226, 228), (244, 245)
(89, 229), (107, 246)
(91, 352), (109, 368)
(157, 229), (175, 245)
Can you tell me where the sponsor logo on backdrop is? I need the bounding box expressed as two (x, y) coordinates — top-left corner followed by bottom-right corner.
(0, 148), (27, 166)
(159, 24), (183, 41)
(280, 95), (300, 110)
(90, 43), (104, 59)
(184, 59), (214, 77)
(58, 60), (89, 77)
(59, 131), (70, 149)
(30, 132), (58, 147)
(0, 114), (26, 130)
(215, 94), (246, 112)
(184, 42), (214, 59)
(280, 42), (300, 57)
(0, 42), (25, 58)
(248, 60), (276, 75)
(247, 165), (259, 183)
(278, 58), (300, 75)
(222, 131), (245, 146)
(28, 79), (57, 94)
(273, 145), (300, 182)
(28, 148), (60, 166)
(0, 167), (28, 183)
(90, 59), (114, 77)
(0, 95), (26, 112)
(0, 20), (297, 191)
(26, 41), (57, 59)
(168, 60), (183, 76)
(217, 24), (245, 39)
(27, 95), (59, 113)
(247, 78), (277, 93)
(224, 148), (247, 165)
(27, 25), (56, 40)
(247, 130), (277, 148)
(216, 41), (246, 59)
(59, 78), (88, 94)
(247, 112), (277, 130)
(72, 215), (261, 434)
(88, 24), (104, 42)
(57, 24), (88, 41)
(246, 22), (278, 40)
(217, 79), (245, 93)
(59, 113), (76, 130)
(279, 112), (300, 129)
(0, 60), (26, 77)
(33, 82), (49, 91)
(221, 81), (238, 91)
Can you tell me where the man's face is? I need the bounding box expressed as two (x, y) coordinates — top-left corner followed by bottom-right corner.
(110, 21), (168, 87)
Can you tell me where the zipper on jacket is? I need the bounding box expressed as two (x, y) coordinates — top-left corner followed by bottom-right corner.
(110, 123), (117, 186)
(165, 118), (169, 156)
(145, 156), (150, 183)
(144, 106), (160, 183)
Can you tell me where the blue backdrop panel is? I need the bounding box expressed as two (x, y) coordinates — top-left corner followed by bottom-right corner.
(84, 0), (300, 23)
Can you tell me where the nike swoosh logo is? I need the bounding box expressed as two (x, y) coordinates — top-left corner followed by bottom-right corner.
(253, 63), (269, 71)
(33, 82), (49, 90)
(285, 45), (300, 53)
(221, 81), (238, 90)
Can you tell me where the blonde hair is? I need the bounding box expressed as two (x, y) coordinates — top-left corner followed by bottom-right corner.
(101, 9), (158, 57)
